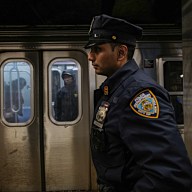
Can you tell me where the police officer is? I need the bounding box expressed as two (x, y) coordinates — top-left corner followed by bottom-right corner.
(54, 71), (78, 121)
(85, 14), (192, 192)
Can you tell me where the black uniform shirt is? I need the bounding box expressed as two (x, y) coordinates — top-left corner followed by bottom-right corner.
(91, 59), (192, 192)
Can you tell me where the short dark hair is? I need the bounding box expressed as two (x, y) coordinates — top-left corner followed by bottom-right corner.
(110, 43), (135, 59)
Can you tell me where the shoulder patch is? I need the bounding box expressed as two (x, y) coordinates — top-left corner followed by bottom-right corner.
(130, 89), (159, 118)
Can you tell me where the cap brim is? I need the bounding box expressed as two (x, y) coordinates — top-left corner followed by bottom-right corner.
(84, 39), (112, 49)
(84, 41), (97, 49)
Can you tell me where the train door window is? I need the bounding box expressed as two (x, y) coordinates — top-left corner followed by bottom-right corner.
(1, 60), (33, 125)
(164, 61), (183, 92)
(49, 59), (81, 124)
(163, 61), (183, 125)
(161, 60), (183, 125)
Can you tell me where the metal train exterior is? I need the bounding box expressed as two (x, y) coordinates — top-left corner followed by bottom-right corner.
(0, 25), (183, 192)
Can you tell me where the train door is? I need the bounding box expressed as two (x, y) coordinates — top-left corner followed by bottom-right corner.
(43, 51), (90, 191)
(0, 52), (41, 192)
(0, 50), (91, 192)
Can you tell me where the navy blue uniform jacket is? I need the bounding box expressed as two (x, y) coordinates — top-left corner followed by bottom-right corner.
(91, 59), (192, 192)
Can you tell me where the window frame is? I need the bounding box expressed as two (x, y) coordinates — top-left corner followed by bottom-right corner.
(48, 58), (82, 125)
(1, 59), (34, 126)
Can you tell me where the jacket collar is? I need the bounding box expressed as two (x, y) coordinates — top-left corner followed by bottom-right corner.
(100, 59), (139, 96)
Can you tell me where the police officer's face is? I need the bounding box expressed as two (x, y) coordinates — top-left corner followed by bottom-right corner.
(88, 43), (123, 77)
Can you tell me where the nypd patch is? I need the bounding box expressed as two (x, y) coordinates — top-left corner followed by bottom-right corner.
(130, 89), (159, 118)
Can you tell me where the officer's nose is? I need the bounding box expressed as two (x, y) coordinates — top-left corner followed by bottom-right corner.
(88, 51), (95, 62)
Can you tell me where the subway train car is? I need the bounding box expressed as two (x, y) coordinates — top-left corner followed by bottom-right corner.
(0, 25), (183, 192)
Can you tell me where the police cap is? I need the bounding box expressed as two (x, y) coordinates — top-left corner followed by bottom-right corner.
(84, 14), (143, 49)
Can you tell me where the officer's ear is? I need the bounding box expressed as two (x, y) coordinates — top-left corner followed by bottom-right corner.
(117, 45), (128, 61)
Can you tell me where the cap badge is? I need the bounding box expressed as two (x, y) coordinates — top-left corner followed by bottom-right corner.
(112, 35), (117, 40)
(93, 33), (100, 38)
(130, 89), (159, 118)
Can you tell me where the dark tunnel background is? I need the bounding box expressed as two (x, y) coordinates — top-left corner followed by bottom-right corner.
(0, 0), (181, 26)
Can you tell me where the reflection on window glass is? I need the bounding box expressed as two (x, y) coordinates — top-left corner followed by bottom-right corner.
(3, 61), (32, 124)
(51, 60), (79, 122)
(164, 61), (183, 92)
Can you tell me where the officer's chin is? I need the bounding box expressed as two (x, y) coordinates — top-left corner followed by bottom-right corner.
(94, 69), (102, 75)
(95, 70), (108, 77)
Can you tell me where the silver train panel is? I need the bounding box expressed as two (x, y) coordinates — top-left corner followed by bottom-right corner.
(0, 52), (42, 192)
(43, 51), (90, 191)
(135, 41), (182, 81)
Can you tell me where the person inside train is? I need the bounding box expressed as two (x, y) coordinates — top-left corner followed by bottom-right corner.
(4, 77), (27, 123)
(54, 70), (78, 121)
(84, 14), (192, 192)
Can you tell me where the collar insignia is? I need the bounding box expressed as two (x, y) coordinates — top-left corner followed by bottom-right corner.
(130, 89), (159, 118)
(104, 86), (108, 95)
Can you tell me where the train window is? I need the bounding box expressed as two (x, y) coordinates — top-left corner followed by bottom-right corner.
(163, 60), (183, 125)
(2, 60), (33, 125)
(163, 61), (183, 92)
(49, 59), (81, 124)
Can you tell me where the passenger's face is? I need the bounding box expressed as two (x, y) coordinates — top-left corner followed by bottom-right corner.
(88, 43), (120, 77)
(63, 75), (73, 85)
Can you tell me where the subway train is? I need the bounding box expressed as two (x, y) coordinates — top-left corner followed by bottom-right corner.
(0, 24), (183, 192)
